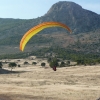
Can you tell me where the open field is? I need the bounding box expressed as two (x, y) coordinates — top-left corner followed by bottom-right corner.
(0, 58), (100, 100)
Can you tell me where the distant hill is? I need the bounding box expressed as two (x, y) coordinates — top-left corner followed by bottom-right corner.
(46, 1), (100, 33)
(0, 1), (100, 54)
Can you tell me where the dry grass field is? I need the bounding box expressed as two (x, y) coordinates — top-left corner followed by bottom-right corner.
(0, 58), (100, 100)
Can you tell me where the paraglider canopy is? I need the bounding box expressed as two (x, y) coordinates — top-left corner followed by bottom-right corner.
(20, 21), (72, 51)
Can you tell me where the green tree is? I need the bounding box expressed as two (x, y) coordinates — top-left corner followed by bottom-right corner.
(49, 57), (59, 68)
(32, 62), (37, 65)
(0, 62), (3, 68)
(18, 64), (21, 67)
(60, 61), (65, 67)
(41, 62), (46, 67)
(24, 61), (29, 65)
(66, 60), (70, 66)
(76, 59), (85, 65)
(8, 62), (17, 71)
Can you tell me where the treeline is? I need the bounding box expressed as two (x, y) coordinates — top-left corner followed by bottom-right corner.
(30, 47), (100, 65)
(30, 46), (100, 65)
(0, 52), (29, 59)
(0, 46), (100, 65)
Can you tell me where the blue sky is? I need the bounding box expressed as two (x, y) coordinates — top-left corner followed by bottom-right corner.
(0, 0), (100, 19)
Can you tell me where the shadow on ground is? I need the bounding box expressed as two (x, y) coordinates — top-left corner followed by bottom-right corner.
(0, 94), (12, 100)
(0, 68), (26, 74)
(0, 94), (58, 100)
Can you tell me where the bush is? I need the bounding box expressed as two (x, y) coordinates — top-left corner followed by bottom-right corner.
(8, 62), (17, 71)
(49, 57), (59, 68)
(41, 62), (46, 67)
(32, 62), (37, 65)
(0, 62), (2, 68)
(0, 66), (2, 68)
(60, 61), (65, 67)
(18, 64), (21, 67)
(24, 61), (29, 65)
(76, 59), (85, 65)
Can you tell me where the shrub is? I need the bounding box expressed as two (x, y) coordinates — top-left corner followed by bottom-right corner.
(18, 64), (21, 67)
(41, 62), (46, 67)
(0, 62), (2, 68)
(8, 62), (17, 71)
(24, 61), (29, 65)
(32, 62), (37, 65)
(60, 61), (65, 67)
(49, 57), (59, 68)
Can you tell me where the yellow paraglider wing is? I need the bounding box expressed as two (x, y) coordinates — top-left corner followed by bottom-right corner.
(20, 22), (72, 51)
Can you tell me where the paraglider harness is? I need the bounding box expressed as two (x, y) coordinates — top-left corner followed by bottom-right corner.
(53, 66), (56, 71)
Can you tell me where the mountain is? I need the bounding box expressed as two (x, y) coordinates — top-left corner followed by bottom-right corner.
(44, 1), (100, 34)
(0, 1), (100, 54)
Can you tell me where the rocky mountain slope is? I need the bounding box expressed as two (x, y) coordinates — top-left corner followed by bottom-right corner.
(0, 1), (100, 54)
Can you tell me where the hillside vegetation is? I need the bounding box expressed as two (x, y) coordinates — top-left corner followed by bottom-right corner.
(0, 1), (100, 60)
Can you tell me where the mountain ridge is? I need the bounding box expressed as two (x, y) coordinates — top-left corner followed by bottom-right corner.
(0, 1), (100, 54)
(44, 1), (100, 34)
(0, 1), (100, 35)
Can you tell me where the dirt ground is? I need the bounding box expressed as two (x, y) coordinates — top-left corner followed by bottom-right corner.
(0, 59), (100, 100)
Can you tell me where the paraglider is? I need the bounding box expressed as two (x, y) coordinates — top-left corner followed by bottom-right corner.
(53, 66), (57, 71)
(20, 21), (71, 51)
